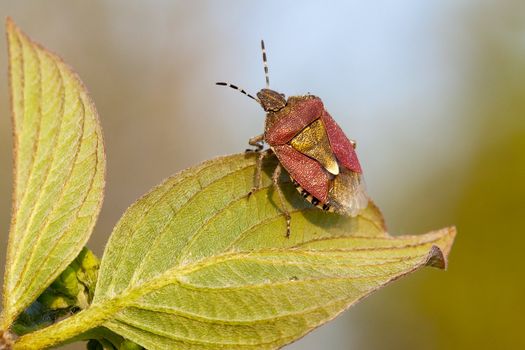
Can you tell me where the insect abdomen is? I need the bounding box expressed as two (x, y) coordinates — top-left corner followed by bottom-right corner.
(292, 180), (334, 212)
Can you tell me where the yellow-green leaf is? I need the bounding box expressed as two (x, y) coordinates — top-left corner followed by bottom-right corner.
(1, 19), (105, 329)
(15, 153), (454, 350)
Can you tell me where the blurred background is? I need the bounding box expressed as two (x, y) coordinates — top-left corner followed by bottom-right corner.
(0, 1), (524, 349)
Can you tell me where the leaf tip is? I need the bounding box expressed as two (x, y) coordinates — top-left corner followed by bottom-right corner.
(5, 16), (17, 34)
(5, 17), (25, 47)
(424, 226), (457, 270)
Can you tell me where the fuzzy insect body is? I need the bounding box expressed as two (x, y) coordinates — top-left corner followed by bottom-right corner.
(217, 41), (368, 234)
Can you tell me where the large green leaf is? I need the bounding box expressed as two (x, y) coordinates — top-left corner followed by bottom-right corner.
(15, 153), (455, 350)
(1, 19), (105, 329)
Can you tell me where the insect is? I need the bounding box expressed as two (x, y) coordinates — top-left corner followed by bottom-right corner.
(217, 41), (368, 236)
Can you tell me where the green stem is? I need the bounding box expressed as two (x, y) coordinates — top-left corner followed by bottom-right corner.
(13, 304), (113, 350)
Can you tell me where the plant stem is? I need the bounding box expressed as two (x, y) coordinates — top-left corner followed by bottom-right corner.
(13, 304), (114, 350)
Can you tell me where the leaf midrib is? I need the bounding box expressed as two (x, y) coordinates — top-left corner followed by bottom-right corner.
(124, 280), (360, 325)
(11, 59), (82, 299)
(93, 237), (435, 321)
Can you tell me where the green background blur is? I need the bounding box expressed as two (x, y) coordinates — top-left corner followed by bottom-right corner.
(0, 1), (524, 349)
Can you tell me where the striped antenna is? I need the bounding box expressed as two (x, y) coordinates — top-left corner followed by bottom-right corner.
(261, 40), (270, 88)
(215, 82), (260, 102)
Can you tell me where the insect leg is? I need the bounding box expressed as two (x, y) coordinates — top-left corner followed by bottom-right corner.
(248, 150), (267, 198)
(272, 163), (291, 237)
(246, 134), (264, 153)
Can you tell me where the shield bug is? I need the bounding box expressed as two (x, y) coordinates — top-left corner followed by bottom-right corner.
(217, 41), (368, 236)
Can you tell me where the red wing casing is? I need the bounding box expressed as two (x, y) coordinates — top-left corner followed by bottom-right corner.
(265, 97), (324, 146)
(273, 144), (331, 203)
(321, 110), (362, 173)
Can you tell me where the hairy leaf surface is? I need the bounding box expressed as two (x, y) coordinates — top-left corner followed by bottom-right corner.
(86, 154), (453, 350)
(1, 19), (105, 329)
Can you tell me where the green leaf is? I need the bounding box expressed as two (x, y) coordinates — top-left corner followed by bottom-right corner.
(1, 19), (105, 329)
(15, 153), (455, 350)
(12, 247), (100, 336)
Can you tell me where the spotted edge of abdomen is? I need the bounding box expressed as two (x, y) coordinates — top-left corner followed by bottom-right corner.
(291, 179), (335, 212)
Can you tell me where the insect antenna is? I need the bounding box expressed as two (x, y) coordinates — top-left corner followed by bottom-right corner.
(261, 40), (270, 88)
(215, 82), (260, 102)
